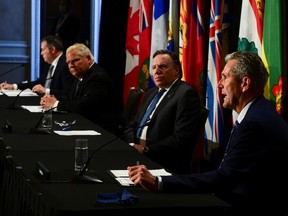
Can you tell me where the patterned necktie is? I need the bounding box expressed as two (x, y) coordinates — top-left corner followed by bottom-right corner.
(136, 88), (166, 138)
(44, 65), (54, 88)
(226, 120), (239, 150)
(218, 120), (239, 169)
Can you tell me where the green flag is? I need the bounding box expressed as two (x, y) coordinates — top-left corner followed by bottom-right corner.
(262, 0), (284, 115)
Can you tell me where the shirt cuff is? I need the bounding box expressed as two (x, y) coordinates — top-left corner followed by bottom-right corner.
(53, 101), (59, 111)
(45, 88), (50, 95)
(13, 84), (18, 90)
(157, 176), (163, 190)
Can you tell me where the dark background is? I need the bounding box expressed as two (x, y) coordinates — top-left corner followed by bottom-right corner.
(42, 0), (130, 109)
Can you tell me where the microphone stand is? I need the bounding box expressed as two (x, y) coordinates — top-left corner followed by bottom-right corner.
(7, 88), (27, 110)
(26, 106), (57, 134)
(71, 121), (151, 183)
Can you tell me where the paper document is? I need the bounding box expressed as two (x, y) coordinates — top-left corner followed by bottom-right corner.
(115, 178), (134, 186)
(2, 89), (38, 97)
(54, 130), (101, 136)
(21, 105), (44, 113)
(110, 168), (171, 177)
(109, 168), (171, 186)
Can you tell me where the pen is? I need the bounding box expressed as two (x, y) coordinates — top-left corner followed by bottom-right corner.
(62, 126), (71, 131)
(136, 161), (140, 166)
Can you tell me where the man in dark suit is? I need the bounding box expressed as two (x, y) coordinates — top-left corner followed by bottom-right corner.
(128, 51), (288, 215)
(0, 35), (76, 97)
(40, 43), (122, 135)
(50, 0), (80, 51)
(123, 50), (202, 174)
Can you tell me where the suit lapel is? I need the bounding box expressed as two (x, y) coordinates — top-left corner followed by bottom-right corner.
(138, 88), (158, 119)
(150, 80), (180, 118)
(72, 66), (94, 99)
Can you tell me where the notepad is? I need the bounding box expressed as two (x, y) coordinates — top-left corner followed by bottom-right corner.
(108, 169), (172, 186)
(2, 89), (38, 97)
(21, 105), (44, 113)
(54, 130), (101, 136)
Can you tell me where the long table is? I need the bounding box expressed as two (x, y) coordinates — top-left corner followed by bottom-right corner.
(0, 93), (232, 215)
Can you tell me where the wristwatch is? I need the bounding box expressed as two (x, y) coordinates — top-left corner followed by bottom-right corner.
(142, 146), (149, 153)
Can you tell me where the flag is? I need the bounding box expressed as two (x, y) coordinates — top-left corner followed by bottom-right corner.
(178, 0), (208, 169)
(139, 0), (153, 91)
(262, 0), (284, 115)
(238, 0), (264, 56)
(149, 0), (169, 88)
(236, 0), (264, 121)
(205, 0), (226, 159)
(124, 0), (153, 105)
(179, 0), (206, 102)
(167, 0), (179, 52)
(124, 0), (141, 105)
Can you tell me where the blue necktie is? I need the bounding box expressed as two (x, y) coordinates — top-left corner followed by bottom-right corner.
(136, 89), (166, 138)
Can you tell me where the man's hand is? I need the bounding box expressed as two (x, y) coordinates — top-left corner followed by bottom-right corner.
(0, 82), (14, 90)
(127, 164), (158, 191)
(32, 84), (46, 95)
(40, 94), (57, 110)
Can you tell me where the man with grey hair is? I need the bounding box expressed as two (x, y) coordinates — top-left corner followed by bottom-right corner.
(40, 43), (122, 135)
(128, 51), (288, 215)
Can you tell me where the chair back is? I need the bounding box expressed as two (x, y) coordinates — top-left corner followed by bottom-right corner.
(122, 87), (143, 124)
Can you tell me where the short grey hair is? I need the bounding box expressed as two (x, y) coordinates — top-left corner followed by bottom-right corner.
(66, 43), (94, 62)
(225, 51), (269, 94)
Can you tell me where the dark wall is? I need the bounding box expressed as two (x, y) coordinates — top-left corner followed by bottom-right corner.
(98, 0), (130, 111)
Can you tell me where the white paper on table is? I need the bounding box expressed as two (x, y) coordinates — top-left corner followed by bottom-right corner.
(2, 89), (38, 97)
(54, 130), (101, 136)
(110, 169), (172, 178)
(110, 169), (171, 186)
(115, 178), (134, 186)
(21, 105), (44, 113)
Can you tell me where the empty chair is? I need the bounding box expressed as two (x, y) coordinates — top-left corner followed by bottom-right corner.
(121, 87), (144, 129)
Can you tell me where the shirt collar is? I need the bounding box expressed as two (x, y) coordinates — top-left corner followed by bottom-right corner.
(237, 98), (255, 123)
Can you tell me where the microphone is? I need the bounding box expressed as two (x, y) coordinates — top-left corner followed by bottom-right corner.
(0, 64), (25, 79)
(71, 121), (152, 184)
(25, 106), (57, 134)
(7, 88), (27, 109)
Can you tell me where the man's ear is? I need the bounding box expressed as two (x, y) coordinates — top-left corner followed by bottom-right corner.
(241, 76), (251, 92)
(50, 46), (57, 54)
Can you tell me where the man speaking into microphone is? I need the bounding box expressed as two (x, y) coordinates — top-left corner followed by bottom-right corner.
(0, 35), (76, 97)
(123, 50), (202, 175)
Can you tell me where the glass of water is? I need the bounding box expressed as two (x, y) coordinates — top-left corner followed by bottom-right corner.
(41, 110), (52, 131)
(74, 138), (88, 172)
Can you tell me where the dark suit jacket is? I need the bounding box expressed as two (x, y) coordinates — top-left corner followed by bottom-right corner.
(57, 63), (122, 135)
(161, 96), (288, 214)
(18, 54), (76, 96)
(50, 13), (80, 50)
(125, 79), (202, 174)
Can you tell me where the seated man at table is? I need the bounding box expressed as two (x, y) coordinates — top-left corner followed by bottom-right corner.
(40, 43), (122, 135)
(0, 35), (76, 97)
(123, 50), (202, 175)
(127, 51), (288, 215)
